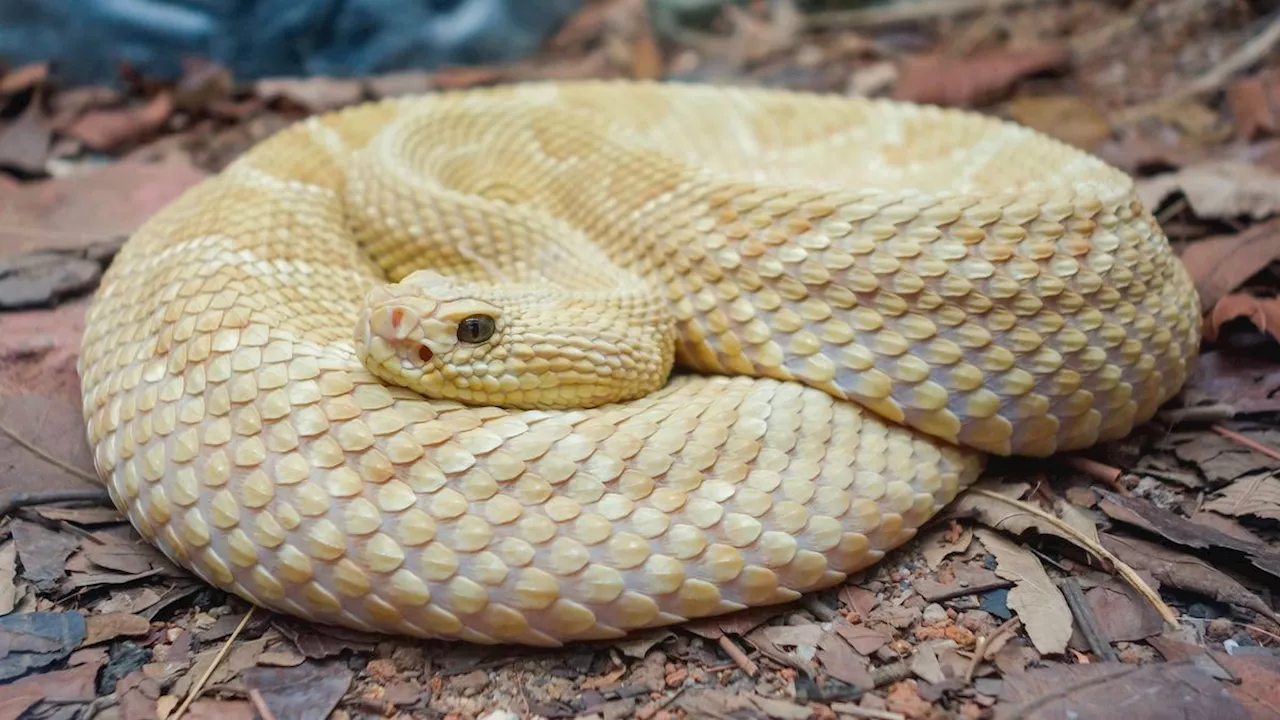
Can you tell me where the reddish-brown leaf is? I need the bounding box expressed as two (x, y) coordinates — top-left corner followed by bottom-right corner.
(1177, 219), (1280, 311)
(1206, 292), (1280, 341)
(1205, 474), (1280, 522)
(1009, 94), (1112, 150)
(996, 661), (1250, 720)
(893, 44), (1069, 107)
(65, 92), (174, 151)
(0, 64), (48, 95)
(1228, 75), (1278, 140)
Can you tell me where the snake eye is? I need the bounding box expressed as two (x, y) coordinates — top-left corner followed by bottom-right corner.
(456, 314), (496, 344)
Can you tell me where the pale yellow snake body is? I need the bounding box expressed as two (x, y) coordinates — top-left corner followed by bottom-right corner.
(77, 81), (1201, 646)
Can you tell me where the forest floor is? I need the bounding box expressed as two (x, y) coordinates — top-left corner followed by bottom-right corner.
(1, 1), (1279, 719)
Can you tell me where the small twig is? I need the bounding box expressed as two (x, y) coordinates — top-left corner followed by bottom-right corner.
(172, 607), (256, 720)
(829, 703), (907, 720)
(964, 617), (1022, 683)
(870, 661), (913, 688)
(0, 489), (112, 519)
(718, 635), (759, 676)
(1061, 578), (1119, 663)
(802, 596), (839, 622)
(1066, 456), (1129, 495)
(0, 421), (100, 484)
(248, 689), (278, 720)
(705, 651), (762, 673)
(1115, 11), (1280, 124)
(1157, 403), (1237, 425)
(969, 488), (1178, 627)
(806, 0), (1047, 30)
(1212, 425), (1280, 463)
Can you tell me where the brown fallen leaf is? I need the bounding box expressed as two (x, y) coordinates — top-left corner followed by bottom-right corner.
(0, 64), (48, 95)
(817, 630), (874, 689)
(239, 662), (354, 720)
(1207, 292), (1280, 342)
(1078, 584), (1165, 643)
(676, 689), (813, 720)
(1228, 71), (1280, 140)
(32, 505), (124, 525)
(0, 91), (52, 174)
(839, 585), (879, 618)
(115, 670), (161, 720)
(1009, 94), (1112, 149)
(183, 700), (256, 720)
(10, 519), (79, 592)
(0, 541), (17, 615)
(0, 655), (101, 720)
(1138, 160), (1280, 222)
(1204, 473), (1280, 522)
(255, 76), (366, 114)
(893, 44), (1070, 107)
(83, 613), (152, 646)
(919, 523), (973, 570)
(1148, 637), (1280, 718)
(682, 603), (788, 639)
(65, 92), (174, 151)
(1181, 350), (1280, 414)
(996, 660), (1250, 720)
(1177, 218), (1280, 312)
(948, 478), (1094, 553)
(974, 529), (1073, 655)
(833, 621), (893, 657)
(1099, 533), (1278, 623)
(1097, 489), (1280, 580)
(914, 565), (1012, 603)
(82, 541), (182, 577)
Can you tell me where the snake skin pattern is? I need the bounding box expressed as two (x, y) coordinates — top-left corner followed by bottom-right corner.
(77, 81), (1201, 646)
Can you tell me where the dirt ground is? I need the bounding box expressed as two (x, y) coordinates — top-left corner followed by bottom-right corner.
(1, 1), (1279, 718)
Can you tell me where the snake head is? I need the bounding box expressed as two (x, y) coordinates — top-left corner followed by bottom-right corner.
(354, 268), (676, 409)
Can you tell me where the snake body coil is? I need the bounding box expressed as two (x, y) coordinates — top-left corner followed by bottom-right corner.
(78, 81), (1200, 646)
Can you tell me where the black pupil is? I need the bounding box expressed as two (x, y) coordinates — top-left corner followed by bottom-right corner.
(458, 315), (494, 343)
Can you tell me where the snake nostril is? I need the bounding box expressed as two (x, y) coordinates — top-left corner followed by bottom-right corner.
(418, 345), (433, 363)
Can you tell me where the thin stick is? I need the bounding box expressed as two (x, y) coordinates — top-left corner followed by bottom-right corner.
(1212, 425), (1280, 463)
(718, 635), (759, 676)
(248, 690), (278, 720)
(968, 488), (1178, 627)
(1158, 404), (1237, 425)
(1061, 577), (1119, 663)
(1115, 12), (1280, 123)
(806, 0), (1047, 30)
(829, 704), (907, 720)
(0, 421), (99, 484)
(171, 607), (256, 720)
(0, 488), (112, 519)
(964, 616), (1021, 683)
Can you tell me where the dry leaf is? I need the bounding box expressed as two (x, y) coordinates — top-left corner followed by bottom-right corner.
(11, 519), (79, 593)
(676, 689), (814, 720)
(1204, 473), (1280, 521)
(0, 92), (52, 174)
(974, 529), (1072, 655)
(914, 566), (1012, 603)
(254, 76), (365, 113)
(949, 479), (1090, 552)
(1009, 95), (1112, 149)
(239, 662), (354, 720)
(996, 661), (1250, 720)
(83, 613), (152, 646)
(1177, 220), (1280, 311)
(1099, 533), (1277, 623)
(0, 64), (48, 95)
(0, 542), (15, 616)
(66, 92), (174, 151)
(893, 44), (1069, 107)
(832, 623), (892, 656)
(1182, 350), (1280, 414)
(1138, 160), (1280, 221)
(919, 524), (973, 570)
(1228, 72), (1280, 140)
(1097, 489), (1280, 580)
(1076, 583), (1164, 643)
(817, 631), (874, 689)
(1207, 293), (1280, 341)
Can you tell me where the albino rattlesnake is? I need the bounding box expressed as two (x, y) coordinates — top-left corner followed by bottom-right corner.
(77, 81), (1201, 646)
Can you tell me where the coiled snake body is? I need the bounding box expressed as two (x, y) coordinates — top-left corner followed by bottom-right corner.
(78, 81), (1200, 646)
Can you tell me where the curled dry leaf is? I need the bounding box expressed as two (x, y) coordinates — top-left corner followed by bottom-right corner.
(1099, 533), (1278, 623)
(973, 529), (1073, 656)
(1206, 292), (1280, 341)
(1138, 160), (1280, 221)
(893, 44), (1069, 107)
(1176, 219), (1280, 311)
(65, 92), (174, 151)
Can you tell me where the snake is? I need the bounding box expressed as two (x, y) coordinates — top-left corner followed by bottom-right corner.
(76, 80), (1201, 647)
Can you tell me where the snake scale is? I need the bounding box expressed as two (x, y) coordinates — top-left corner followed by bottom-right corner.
(77, 81), (1201, 646)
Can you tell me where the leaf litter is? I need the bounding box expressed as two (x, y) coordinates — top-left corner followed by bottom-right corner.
(3, 1), (1280, 718)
